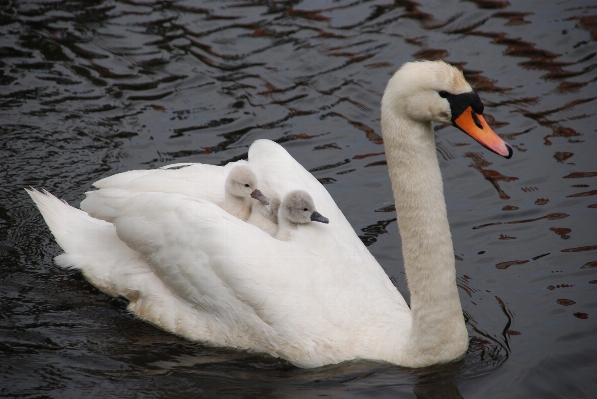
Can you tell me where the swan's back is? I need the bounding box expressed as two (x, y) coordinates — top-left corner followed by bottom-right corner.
(248, 140), (405, 300)
(81, 161), (244, 220)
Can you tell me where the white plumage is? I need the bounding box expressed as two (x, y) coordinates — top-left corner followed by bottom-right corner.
(27, 60), (511, 368)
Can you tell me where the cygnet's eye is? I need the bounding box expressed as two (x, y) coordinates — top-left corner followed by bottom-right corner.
(303, 208), (308, 212)
(244, 184), (250, 188)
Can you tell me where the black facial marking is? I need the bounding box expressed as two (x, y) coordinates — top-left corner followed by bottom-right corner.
(439, 91), (484, 123)
(245, 184), (250, 187)
(471, 111), (483, 130)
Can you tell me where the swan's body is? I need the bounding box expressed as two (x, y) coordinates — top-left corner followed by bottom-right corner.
(28, 60), (511, 368)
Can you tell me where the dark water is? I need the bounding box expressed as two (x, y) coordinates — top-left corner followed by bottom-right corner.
(1, 0), (596, 397)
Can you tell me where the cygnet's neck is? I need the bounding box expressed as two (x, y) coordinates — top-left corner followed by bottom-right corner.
(381, 105), (468, 365)
(223, 191), (251, 221)
(275, 217), (297, 241)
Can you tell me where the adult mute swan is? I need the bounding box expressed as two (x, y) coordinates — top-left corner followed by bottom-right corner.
(28, 60), (511, 369)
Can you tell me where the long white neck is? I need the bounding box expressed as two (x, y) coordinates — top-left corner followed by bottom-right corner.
(381, 103), (468, 366)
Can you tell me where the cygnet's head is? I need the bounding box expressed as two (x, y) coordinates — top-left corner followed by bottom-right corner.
(280, 190), (328, 225)
(226, 165), (269, 204)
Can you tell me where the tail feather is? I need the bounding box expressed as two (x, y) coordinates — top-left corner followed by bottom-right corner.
(26, 188), (150, 297)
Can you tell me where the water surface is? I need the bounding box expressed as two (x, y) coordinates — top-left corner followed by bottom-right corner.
(1, 0), (596, 397)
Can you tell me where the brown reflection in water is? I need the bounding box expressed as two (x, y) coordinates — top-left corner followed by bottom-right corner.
(557, 299), (576, 306)
(401, 1), (433, 24)
(513, 214), (567, 226)
(458, 66), (510, 94)
(580, 261), (597, 269)
(317, 178), (336, 185)
(562, 245), (597, 253)
(556, 81), (588, 94)
(511, 144), (526, 153)
(588, 204), (597, 208)
(412, 48), (448, 60)
(327, 50), (376, 69)
(352, 152), (384, 160)
(464, 152), (518, 199)
(564, 172), (597, 178)
(496, 260), (528, 269)
(547, 284), (573, 290)
(326, 112), (383, 144)
(499, 234), (516, 240)
(309, 159), (350, 173)
(535, 198), (549, 205)
(405, 36), (427, 47)
(365, 160), (387, 167)
(550, 227), (571, 239)
(476, 33), (563, 79)
(482, 27), (596, 81)
(281, 134), (318, 142)
(482, 113), (509, 130)
(365, 61), (393, 69)
(543, 126), (584, 146)
(473, 212), (568, 230)
(286, 7), (330, 22)
(493, 12), (532, 26)
(566, 15), (597, 41)
(502, 205), (518, 211)
(573, 312), (589, 319)
(554, 151), (574, 163)
(465, 0), (510, 10)
(567, 189), (597, 198)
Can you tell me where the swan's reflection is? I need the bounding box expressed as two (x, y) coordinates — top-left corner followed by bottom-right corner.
(411, 360), (465, 399)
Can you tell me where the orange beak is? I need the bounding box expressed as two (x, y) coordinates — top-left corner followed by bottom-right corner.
(453, 106), (512, 159)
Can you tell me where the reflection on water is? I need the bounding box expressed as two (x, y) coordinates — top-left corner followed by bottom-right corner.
(1, 0), (597, 397)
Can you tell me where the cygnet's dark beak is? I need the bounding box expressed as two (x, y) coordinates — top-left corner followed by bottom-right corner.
(250, 189), (269, 205)
(310, 211), (329, 224)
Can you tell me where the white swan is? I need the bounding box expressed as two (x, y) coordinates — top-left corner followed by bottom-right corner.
(27, 60), (511, 368)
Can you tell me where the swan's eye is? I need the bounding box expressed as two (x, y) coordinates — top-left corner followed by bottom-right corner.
(303, 208), (308, 211)
(245, 184), (250, 188)
(438, 91), (450, 98)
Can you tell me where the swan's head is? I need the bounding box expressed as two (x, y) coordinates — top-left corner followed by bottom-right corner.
(280, 190), (329, 225)
(226, 165), (269, 204)
(382, 60), (512, 158)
